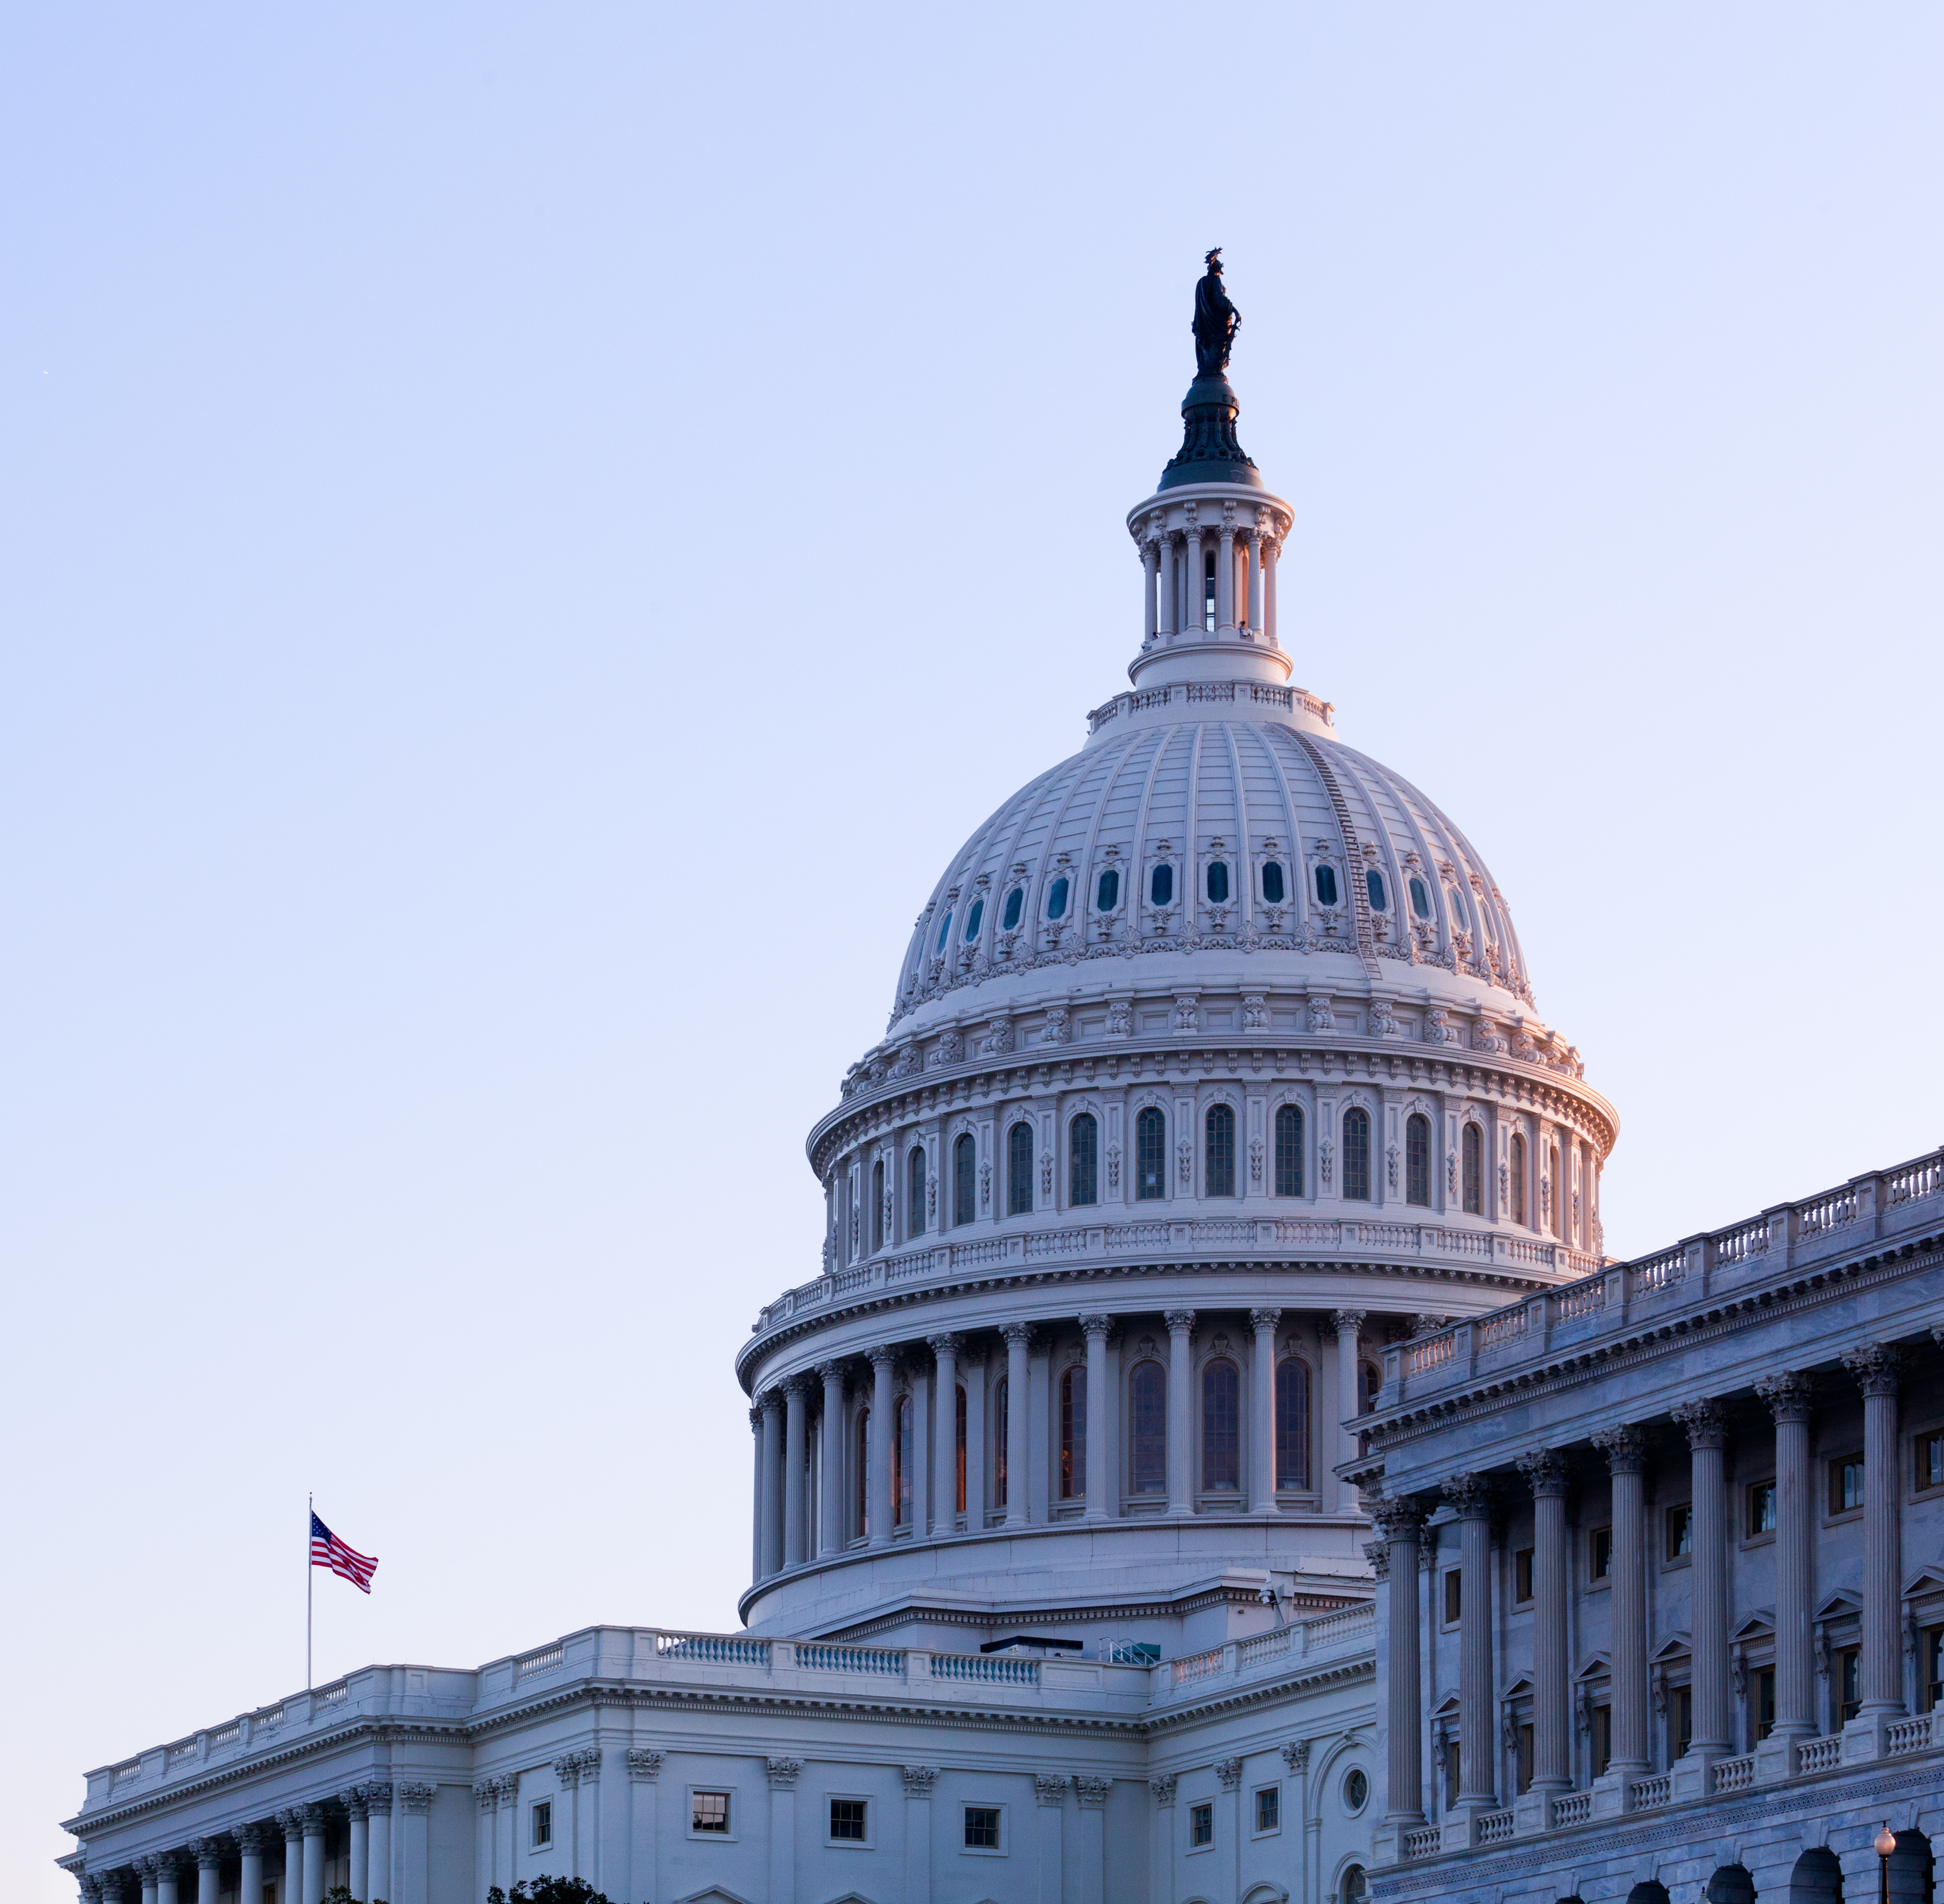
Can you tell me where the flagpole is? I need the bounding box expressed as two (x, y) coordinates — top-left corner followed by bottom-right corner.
(307, 1491), (313, 1691)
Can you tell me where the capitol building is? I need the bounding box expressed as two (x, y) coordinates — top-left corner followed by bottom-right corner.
(58, 266), (1944, 1904)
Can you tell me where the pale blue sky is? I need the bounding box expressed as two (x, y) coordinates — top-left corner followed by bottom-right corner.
(5, 7), (1941, 1894)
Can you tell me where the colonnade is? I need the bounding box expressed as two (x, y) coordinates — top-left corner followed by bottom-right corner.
(84, 1784), (431, 1904)
(1376, 1342), (1910, 1830)
(751, 1307), (1374, 1588)
(1139, 516), (1281, 645)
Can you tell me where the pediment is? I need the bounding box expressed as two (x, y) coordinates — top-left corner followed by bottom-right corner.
(1903, 1569), (1944, 1599)
(1433, 1689), (1460, 1717)
(1651, 1633), (1691, 1663)
(821, 1894), (882, 1904)
(680, 1890), (759, 1904)
(1242, 1887), (1292, 1904)
(1498, 1674), (1535, 1699)
(1814, 1593), (1861, 1621)
(1732, 1610), (1775, 1641)
(1575, 1653), (1612, 1682)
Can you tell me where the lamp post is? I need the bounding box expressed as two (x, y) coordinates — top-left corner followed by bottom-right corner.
(1876, 1821), (1896, 1904)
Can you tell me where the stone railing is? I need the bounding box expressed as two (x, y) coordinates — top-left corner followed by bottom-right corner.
(1712, 1753), (1755, 1793)
(929, 1652), (1038, 1686)
(1477, 1809), (1516, 1844)
(1085, 680), (1329, 735)
(1798, 1736), (1843, 1773)
(1551, 1791), (1592, 1827)
(794, 1643), (903, 1676)
(1886, 1715), (1934, 1756)
(1629, 1773), (1672, 1810)
(654, 1631), (768, 1667)
(1401, 1825), (1443, 1859)
(1380, 1147), (1944, 1408)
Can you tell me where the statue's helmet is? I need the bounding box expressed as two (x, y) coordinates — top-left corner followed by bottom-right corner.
(1204, 247), (1222, 270)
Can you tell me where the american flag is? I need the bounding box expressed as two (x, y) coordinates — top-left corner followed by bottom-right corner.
(310, 1512), (378, 1593)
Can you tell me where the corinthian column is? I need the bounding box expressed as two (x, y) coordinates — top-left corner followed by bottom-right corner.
(1164, 1310), (1195, 1515)
(1082, 1315), (1112, 1521)
(1444, 1473), (1496, 1807)
(363, 1787), (393, 1904)
(1517, 1449), (1572, 1793)
(342, 1783), (370, 1900)
(1754, 1371), (1815, 1744)
(1671, 1400), (1731, 1760)
(930, 1334), (962, 1532)
(1843, 1344), (1905, 1720)
(1001, 1323), (1031, 1528)
(868, 1345), (898, 1546)
(1373, 1495), (1429, 1827)
(1592, 1426), (1649, 1778)
(818, 1362), (847, 1557)
(758, 1389), (784, 1578)
(1333, 1312), (1366, 1511)
(1248, 1308), (1281, 1513)
(235, 1827), (267, 1904)
(782, 1375), (811, 1567)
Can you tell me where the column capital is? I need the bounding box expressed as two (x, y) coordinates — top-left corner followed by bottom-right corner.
(1754, 1370), (1814, 1422)
(1033, 1773), (1068, 1808)
(1074, 1775), (1113, 1808)
(765, 1755), (803, 1789)
(999, 1321), (1034, 1348)
(925, 1333), (964, 1359)
(866, 1342), (900, 1372)
(473, 1780), (499, 1811)
(1370, 1492), (1431, 1538)
(231, 1823), (266, 1856)
(758, 1385), (786, 1414)
(1591, 1424), (1648, 1474)
(1280, 1739), (1311, 1773)
(749, 1404), (763, 1433)
(361, 1782), (393, 1813)
(275, 1808), (306, 1839)
(1333, 1309), (1366, 1337)
(1148, 1773), (1178, 1807)
(1842, 1341), (1901, 1397)
(1517, 1448), (1572, 1498)
(189, 1839), (225, 1871)
(782, 1371), (815, 1399)
(815, 1359), (847, 1384)
(1163, 1308), (1196, 1333)
(397, 1782), (436, 1814)
(1670, 1397), (1729, 1449)
(1364, 1536), (1390, 1580)
(1248, 1306), (1282, 1334)
(1215, 1756), (1244, 1790)
(901, 1764), (939, 1798)
(1443, 1471), (1494, 1520)
(340, 1786), (369, 1820)
(301, 1804), (328, 1834)
(626, 1748), (664, 1782)
(1079, 1313), (1113, 1342)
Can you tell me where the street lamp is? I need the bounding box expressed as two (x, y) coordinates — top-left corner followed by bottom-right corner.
(1875, 1821), (1897, 1904)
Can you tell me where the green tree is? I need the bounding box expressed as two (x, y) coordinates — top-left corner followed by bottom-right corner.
(485, 1882), (616, 1904)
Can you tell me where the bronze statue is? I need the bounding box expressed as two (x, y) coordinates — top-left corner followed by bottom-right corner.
(1192, 248), (1239, 377)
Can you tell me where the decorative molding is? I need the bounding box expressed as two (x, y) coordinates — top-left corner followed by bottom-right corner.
(1443, 1472), (1493, 1520)
(1149, 1772), (1178, 1806)
(1843, 1341), (1901, 1397)
(1281, 1739), (1311, 1772)
(1215, 1756), (1244, 1790)
(1517, 1448), (1571, 1499)
(398, 1782), (437, 1814)
(765, 1756), (803, 1789)
(1074, 1775), (1113, 1808)
(1670, 1397), (1728, 1450)
(1034, 1772), (1069, 1807)
(1753, 1370), (1813, 1423)
(625, 1748), (665, 1782)
(901, 1764), (939, 1798)
(1591, 1424), (1647, 1475)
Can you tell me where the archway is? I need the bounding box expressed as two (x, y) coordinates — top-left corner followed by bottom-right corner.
(1626, 1885), (1671, 1904)
(1889, 1829), (1934, 1904)
(1785, 1847), (1841, 1904)
(1708, 1866), (1755, 1904)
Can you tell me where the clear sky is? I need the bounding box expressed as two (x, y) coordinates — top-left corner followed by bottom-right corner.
(5, 6), (1941, 1894)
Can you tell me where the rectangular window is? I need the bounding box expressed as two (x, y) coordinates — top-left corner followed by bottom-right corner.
(1919, 1433), (1944, 1492)
(1593, 1704), (1612, 1777)
(1274, 1104), (1304, 1197)
(1589, 1527), (1612, 1581)
(1925, 1628), (1944, 1713)
(692, 1791), (731, 1834)
(1068, 1115), (1098, 1208)
(1514, 1547), (1534, 1604)
(1746, 1480), (1777, 1535)
(1442, 1737), (1461, 1805)
(1673, 1683), (1693, 1757)
(1755, 1665), (1776, 1742)
(1443, 1569), (1462, 1625)
(1666, 1502), (1692, 1560)
(1830, 1455), (1865, 1514)
(1189, 1801), (1214, 1849)
(1839, 1646), (1861, 1721)
(829, 1798), (868, 1842)
(531, 1801), (552, 1849)
(1255, 1786), (1280, 1832)
(1516, 1720), (1534, 1794)
(963, 1805), (1001, 1851)
(1136, 1108), (1167, 1201)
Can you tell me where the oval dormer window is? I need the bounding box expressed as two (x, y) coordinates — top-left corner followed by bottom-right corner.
(1150, 864), (1174, 908)
(1409, 876), (1431, 919)
(1314, 866), (1339, 907)
(1261, 860), (1285, 905)
(935, 910), (954, 952)
(1365, 870), (1387, 912)
(1001, 887), (1023, 932)
(1096, 868), (1120, 912)
(963, 898), (983, 941)
(1206, 860), (1230, 905)
(1047, 876), (1070, 921)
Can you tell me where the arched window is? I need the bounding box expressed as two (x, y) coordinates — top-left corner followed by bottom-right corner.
(1551, 1142), (1563, 1237)
(994, 1376), (1009, 1508)
(1068, 1112), (1098, 1207)
(1405, 1113), (1431, 1207)
(1314, 865), (1339, 907)
(953, 1133), (976, 1226)
(1128, 1360), (1166, 1494)
(873, 1158), (887, 1251)
(1511, 1132), (1528, 1225)
(955, 1384), (967, 1515)
(1095, 868), (1119, 912)
(1366, 869), (1387, 912)
(1261, 859), (1285, 905)
(855, 1407), (870, 1538)
(1341, 1864), (1368, 1902)
(1047, 875), (1069, 920)
(1361, 1360), (1383, 1411)
(1008, 1121), (1034, 1216)
(1202, 1360), (1240, 1491)
(1205, 1103), (1236, 1197)
(1275, 1103), (1304, 1197)
(1275, 1357), (1311, 1491)
(963, 898), (983, 941)
(1461, 1124), (1483, 1215)
(1150, 863), (1174, 908)
(1409, 876), (1432, 919)
(1206, 860), (1229, 905)
(1001, 886), (1023, 931)
(1060, 1364), (1088, 1501)
(1135, 1106), (1167, 1201)
(934, 910), (953, 952)
(892, 1394), (912, 1526)
(1342, 1106), (1371, 1202)
(1204, 547), (1217, 631)
(907, 1145), (928, 1240)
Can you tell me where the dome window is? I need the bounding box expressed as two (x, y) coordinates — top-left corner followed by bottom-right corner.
(1204, 548), (1217, 632)
(934, 910), (954, 953)
(1001, 886), (1024, 931)
(1365, 870), (1387, 912)
(963, 899), (984, 941)
(1068, 1112), (1098, 1207)
(1096, 869), (1120, 912)
(1206, 860), (1230, 905)
(1261, 860), (1286, 905)
(1135, 1106), (1166, 1201)
(1409, 876), (1432, 919)
(1314, 865), (1339, 907)
(1046, 876), (1070, 921)
(1150, 864), (1174, 908)
(1405, 1112), (1431, 1207)
(1341, 1107), (1372, 1202)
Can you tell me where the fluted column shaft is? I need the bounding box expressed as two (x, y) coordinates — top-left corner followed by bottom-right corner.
(749, 1407), (764, 1583)
(1082, 1317), (1111, 1519)
(236, 1834), (265, 1904)
(1158, 533), (1177, 637)
(1248, 1308), (1280, 1512)
(1142, 540), (1159, 642)
(1846, 1345), (1905, 1715)
(782, 1377), (809, 1567)
(1672, 1402), (1731, 1752)
(1001, 1324), (1031, 1527)
(930, 1335), (961, 1531)
(157, 1859), (181, 1904)
(1378, 1500), (1427, 1822)
(365, 1790), (392, 1904)
(869, 1346), (897, 1546)
(1245, 532), (1263, 631)
(1264, 537), (1279, 643)
(758, 1391), (784, 1577)
(818, 1364), (846, 1557)
(280, 1821), (303, 1904)
(1757, 1373), (1815, 1737)
(1216, 522), (1236, 629)
(1165, 1310), (1195, 1514)
(1596, 1427), (1650, 1771)
(1334, 1312), (1365, 1511)
(302, 1808), (326, 1904)
(345, 1797), (369, 1901)
(1185, 526), (1205, 631)
(1447, 1477), (1496, 1803)
(1519, 1452), (1571, 1790)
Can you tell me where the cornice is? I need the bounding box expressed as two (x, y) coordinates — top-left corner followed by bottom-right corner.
(1144, 1654), (1374, 1735)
